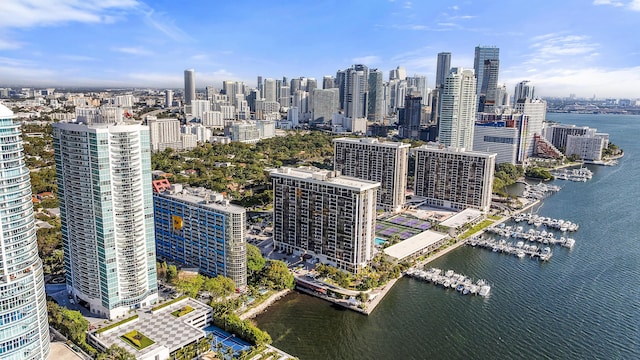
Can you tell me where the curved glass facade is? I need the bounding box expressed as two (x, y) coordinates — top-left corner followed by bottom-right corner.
(0, 105), (50, 359)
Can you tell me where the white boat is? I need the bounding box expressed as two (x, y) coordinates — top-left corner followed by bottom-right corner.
(563, 238), (575, 249)
(516, 250), (525, 259)
(479, 285), (491, 297)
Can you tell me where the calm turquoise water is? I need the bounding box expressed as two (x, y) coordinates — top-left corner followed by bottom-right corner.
(255, 114), (640, 360)
(374, 237), (387, 246)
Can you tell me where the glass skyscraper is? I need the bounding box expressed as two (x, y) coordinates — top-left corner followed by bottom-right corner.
(53, 119), (158, 320)
(0, 104), (50, 359)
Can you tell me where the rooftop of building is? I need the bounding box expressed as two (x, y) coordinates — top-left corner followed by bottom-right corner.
(413, 143), (497, 158)
(383, 230), (448, 260)
(153, 181), (245, 214)
(91, 298), (210, 357)
(440, 208), (484, 228)
(270, 167), (380, 191)
(0, 103), (14, 118)
(333, 137), (411, 148)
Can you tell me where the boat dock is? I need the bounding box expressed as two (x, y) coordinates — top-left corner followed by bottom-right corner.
(522, 182), (561, 200)
(405, 268), (491, 296)
(512, 213), (579, 232)
(485, 225), (576, 248)
(551, 167), (593, 182)
(467, 237), (553, 261)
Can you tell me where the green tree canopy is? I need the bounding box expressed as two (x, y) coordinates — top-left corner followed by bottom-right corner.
(246, 244), (266, 274)
(261, 260), (294, 290)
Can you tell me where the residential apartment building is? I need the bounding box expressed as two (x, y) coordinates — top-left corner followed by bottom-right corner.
(152, 181), (247, 288)
(565, 134), (606, 161)
(333, 138), (409, 212)
(413, 144), (495, 212)
(53, 118), (158, 319)
(146, 116), (182, 151)
(0, 104), (50, 359)
(271, 167), (379, 273)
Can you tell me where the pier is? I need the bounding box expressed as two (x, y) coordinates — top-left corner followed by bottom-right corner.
(485, 225), (576, 248)
(405, 268), (491, 296)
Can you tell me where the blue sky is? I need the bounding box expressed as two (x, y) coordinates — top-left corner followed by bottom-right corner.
(0, 0), (638, 98)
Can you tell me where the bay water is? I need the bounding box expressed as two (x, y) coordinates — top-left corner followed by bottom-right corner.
(255, 113), (640, 359)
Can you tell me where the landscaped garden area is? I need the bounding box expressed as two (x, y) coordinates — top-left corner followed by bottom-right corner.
(120, 330), (154, 350)
(171, 305), (194, 317)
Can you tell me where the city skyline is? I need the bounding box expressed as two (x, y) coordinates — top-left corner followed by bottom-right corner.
(0, 0), (639, 98)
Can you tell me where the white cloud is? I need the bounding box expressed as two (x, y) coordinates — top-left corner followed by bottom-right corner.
(0, 0), (139, 28)
(0, 38), (23, 50)
(352, 55), (381, 66)
(629, 0), (640, 10)
(527, 33), (599, 65)
(593, 0), (640, 10)
(112, 47), (153, 56)
(59, 54), (98, 62)
(593, 0), (624, 6)
(404, 2), (413, 9)
(503, 66), (640, 98)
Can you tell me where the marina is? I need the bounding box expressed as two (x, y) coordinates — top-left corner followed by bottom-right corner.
(405, 268), (491, 296)
(511, 213), (579, 232)
(521, 182), (561, 200)
(467, 237), (553, 261)
(551, 167), (593, 182)
(484, 226), (576, 248)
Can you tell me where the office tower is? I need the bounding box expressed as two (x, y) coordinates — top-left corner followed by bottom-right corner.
(473, 113), (528, 164)
(165, 89), (173, 107)
(257, 75), (263, 93)
(0, 105), (50, 360)
(514, 80), (535, 102)
(153, 181), (247, 288)
(389, 66), (407, 81)
(413, 144), (495, 212)
(367, 69), (384, 122)
(343, 64), (369, 119)
(263, 78), (277, 102)
(184, 68), (196, 105)
(323, 76), (335, 89)
(398, 94), (423, 140)
(333, 138), (410, 212)
(515, 98), (547, 157)
(290, 78), (301, 94)
(438, 67), (477, 149)
(436, 52), (452, 89)
(147, 116), (182, 151)
(271, 167), (379, 273)
(311, 88), (340, 124)
(407, 75), (428, 105)
(53, 117), (158, 319)
(495, 84), (509, 108)
(335, 70), (346, 109)
(474, 46), (500, 112)
(205, 86), (216, 101)
(388, 79), (407, 114)
(247, 89), (260, 112)
(279, 85), (290, 107)
(306, 78), (317, 93)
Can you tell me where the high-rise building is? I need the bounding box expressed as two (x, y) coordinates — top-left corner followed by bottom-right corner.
(514, 80), (535, 102)
(0, 104), (50, 360)
(53, 117), (158, 319)
(257, 75), (263, 94)
(413, 144), (495, 212)
(343, 65), (369, 119)
(473, 46), (499, 112)
(515, 98), (547, 157)
(367, 69), (384, 123)
(306, 78), (317, 93)
(406, 75), (428, 106)
(389, 66), (407, 81)
(165, 89), (173, 108)
(436, 52), (452, 89)
(322, 76), (335, 89)
(263, 78), (277, 102)
(312, 88), (340, 124)
(152, 181), (247, 288)
(398, 94), (423, 140)
(271, 167), (379, 273)
(147, 116), (182, 152)
(473, 113), (528, 164)
(333, 138), (409, 212)
(184, 69), (196, 105)
(439, 67), (477, 149)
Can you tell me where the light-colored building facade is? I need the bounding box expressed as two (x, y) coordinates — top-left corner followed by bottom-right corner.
(473, 113), (528, 164)
(438, 67), (477, 150)
(147, 116), (182, 152)
(184, 69), (196, 105)
(0, 104), (50, 360)
(413, 144), (495, 212)
(53, 120), (158, 319)
(271, 167), (379, 273)
(333, 138), (409, 213)
(514, 98), (546, 157)
(565, 134), (606, 161)
(152, 181), (247, 288)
